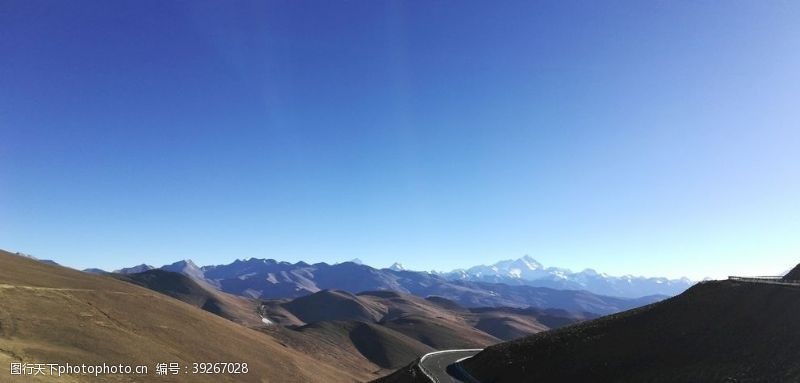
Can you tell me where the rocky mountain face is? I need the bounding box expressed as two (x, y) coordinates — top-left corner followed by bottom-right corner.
(113, 263), (154, 274)
(200, 259), (406, 299)
(161, 259), (205, 281)
(439, 255), (694, 298)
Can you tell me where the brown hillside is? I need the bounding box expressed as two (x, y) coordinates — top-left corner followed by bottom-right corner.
(424, 296), (469, 312)
(284, 289), (386, 323)
(264, 289), (501, 350)
(357, 291), (500, 348)
(264, 320), (433, 372)
(0, 250), (357, 383)
(114, 269), (262, 326)
(261, 288), (582, 363)
(472, 315), (547, 341)
(464, 307), (594, 341)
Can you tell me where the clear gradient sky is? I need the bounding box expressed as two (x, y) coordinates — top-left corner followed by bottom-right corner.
(1, 1), (799, 279)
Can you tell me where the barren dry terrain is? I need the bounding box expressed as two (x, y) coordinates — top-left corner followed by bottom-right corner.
(0, 250), (360, 382)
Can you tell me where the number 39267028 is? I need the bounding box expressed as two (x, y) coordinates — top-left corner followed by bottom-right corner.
(191, 362), (248, 374)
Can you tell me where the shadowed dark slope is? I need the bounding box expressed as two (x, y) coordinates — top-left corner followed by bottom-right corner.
(782, 263), (800, 280)
(381, 315), (499, 349)
(260, 320), (433, 380)
(466, 307), (596, 340)
(344, 321), (434, 369)
(463, 280), (800, 382)
(262, 289), (502, 349)
(260, 287), (588, 377)
(424, 296), (469, 312)
(473, 316), (547, 341)
(113, 269), (262, 326)
(372, 362), (429, 383)
(283, 289), (386, 323)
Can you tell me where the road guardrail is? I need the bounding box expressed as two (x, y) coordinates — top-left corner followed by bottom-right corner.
(728, 276), (800, 286)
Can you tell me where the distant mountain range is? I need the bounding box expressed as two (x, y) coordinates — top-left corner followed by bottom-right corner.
(113, 263), (155, 274)
(108, 255), (692, 299)
(437, 255), (694, 298)
(103, 257), (671, 316)
(19, 248), (687, 311)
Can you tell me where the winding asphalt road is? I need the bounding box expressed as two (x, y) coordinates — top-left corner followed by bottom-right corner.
(418, 349), (482, 383)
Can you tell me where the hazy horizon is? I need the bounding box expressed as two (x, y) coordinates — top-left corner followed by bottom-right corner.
(2, 1), (799, 281)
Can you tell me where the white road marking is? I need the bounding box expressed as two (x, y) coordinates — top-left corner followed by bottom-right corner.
(418, 349), (482, 383)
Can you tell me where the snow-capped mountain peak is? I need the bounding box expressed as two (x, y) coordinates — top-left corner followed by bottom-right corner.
(519, 255), (543, 270)
(161, 259), (204, 281)
(440, 255), (694, 298)
(388, 262), (405, 271)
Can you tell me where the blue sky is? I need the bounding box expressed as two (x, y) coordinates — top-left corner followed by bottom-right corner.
(1, 1), (798, 279)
